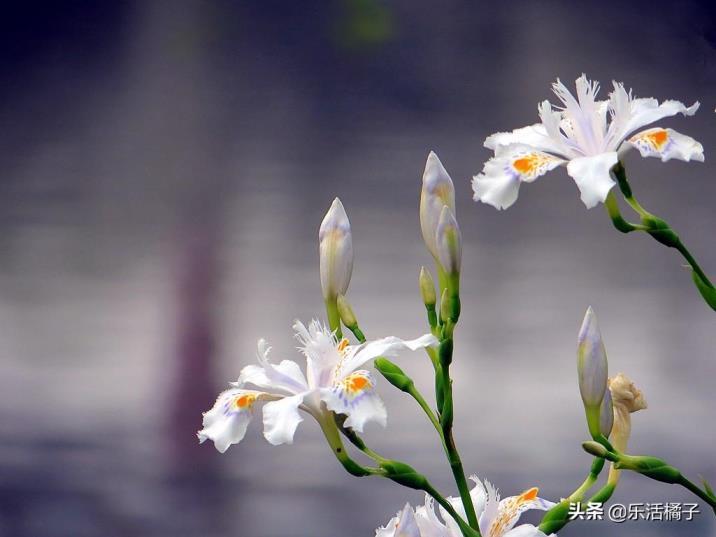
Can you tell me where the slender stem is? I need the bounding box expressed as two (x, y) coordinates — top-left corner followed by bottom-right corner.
(568, 457), (605, 501)
(438, 339), (479, 531)
(407, 385), (442, 435)
(604, 191), (648, 233)
(678, 475), (716, 514)
(608, 162), (715, 309)
(674, 239), (714, 289)
(325, 298), (343, 339)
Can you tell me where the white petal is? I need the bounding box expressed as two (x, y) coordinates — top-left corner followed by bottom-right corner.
(503, 524), (553, 537)
(606, 80), (700, 145)
(236, 339), (308, 394)
(376, 505), (421, 537)
(294, 319), (342, 388)
(486, 488), (555, 537)
(262, 393), (305, 445)
(415, 496), (447, 537)
(626, 127), (704, 163)
(472, 145), (564, 210)
(478, 480), (501, 537)
(321, 371), (387, 432)
(198, 389), (263, 453)
(339, 333), (438, 375)
(485, 123), (568, 157)
(566, 152), (618, 208)
(622, 98), (699, 141)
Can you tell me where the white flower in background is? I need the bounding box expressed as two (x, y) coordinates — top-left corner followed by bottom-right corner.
(420, 152), (456, 261)
(198, 320), (437, 453)
(375, 477), (556, 537)
(320, 197), (353, 300)
(473, 74), (703, 210)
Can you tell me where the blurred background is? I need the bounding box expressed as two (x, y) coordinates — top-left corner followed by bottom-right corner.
(0, 1), (714, 536)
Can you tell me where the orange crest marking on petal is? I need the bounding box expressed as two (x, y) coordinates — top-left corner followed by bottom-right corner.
(511, 153), (559, 180)
(513, 157), (536, 174)
(519, 487), (539, 502)
(342, 372), (372, 396)
(631, 128), (670, 151)
(646, 129), (669, 149)
(234, 393), (257, 410)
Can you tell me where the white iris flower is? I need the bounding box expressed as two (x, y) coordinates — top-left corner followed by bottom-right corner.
(376, 476), (556, 537)
(473, 75), (703, 210)
(198, 320), (437, 453)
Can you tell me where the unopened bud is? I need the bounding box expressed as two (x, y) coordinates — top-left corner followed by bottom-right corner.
(419, 266), (437, 306)
(336, 294), (357, 328)
(577, 307), (608, 438)
(435, 206), (462, 275)
(374, 358), (414, 392)
(582, 441), (609, 459)
(319, 198), (353, 300)
(420, 151), (455, 262)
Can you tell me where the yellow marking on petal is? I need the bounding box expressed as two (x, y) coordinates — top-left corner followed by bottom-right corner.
(234, 393), (257, 410)
(337, 338), (350, 354)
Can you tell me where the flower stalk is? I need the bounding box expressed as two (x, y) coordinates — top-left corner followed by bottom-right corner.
(609, 162), (716, 310)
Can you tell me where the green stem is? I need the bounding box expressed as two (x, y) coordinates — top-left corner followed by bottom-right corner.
(609, 162), (715, 309)
(325, 298), (343, 339)
(678, 475), (716, 514)
(438, 338), (479, 531)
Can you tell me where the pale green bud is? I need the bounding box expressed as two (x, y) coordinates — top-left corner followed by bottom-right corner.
(582, 441), (609, 459)
(435, 206), (462, 275)
(439, 288), (450, 323)
(420, 151), (455, 261)
(336, 294), (357, 328)
(319, 198), (353, 300)
(419, 266), (437, 306)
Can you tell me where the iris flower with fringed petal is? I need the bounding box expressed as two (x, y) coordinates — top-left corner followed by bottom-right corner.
(376, 476), (556, 537)
(198, 320), (437, 453)
(472, 75), (703, 210)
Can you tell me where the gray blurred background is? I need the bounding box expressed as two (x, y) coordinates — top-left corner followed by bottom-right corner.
(0, 1), (714, 536)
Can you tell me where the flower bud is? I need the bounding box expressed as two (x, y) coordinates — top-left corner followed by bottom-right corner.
(336, 294), (357, 328)
(582, 440), (609, 459)
(435, 206), (462, 275)
(319, 198), (353, 300)
(419, 266), (437, 307)
(375, 358), (414, 392)
(420, 151), (455, 261)
(380, 460), (428, 490)
(577, 306), (608, 409)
